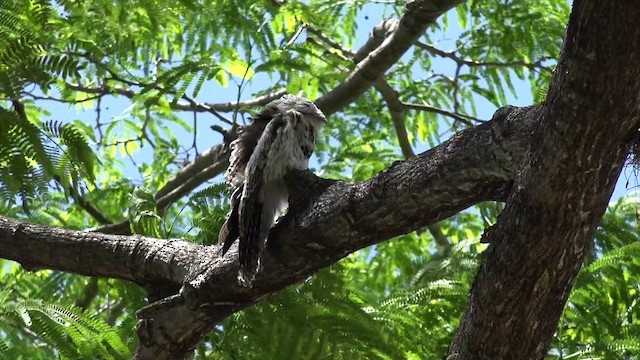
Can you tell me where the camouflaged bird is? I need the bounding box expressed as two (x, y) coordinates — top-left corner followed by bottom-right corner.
(218, 94), (326, 285)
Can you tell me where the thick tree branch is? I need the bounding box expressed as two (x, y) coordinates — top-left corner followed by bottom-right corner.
(374, 78), (451, 250)
(0, 216), (197, 285)
(1, 104), (541, 357)
(315, 0), (466, 115)
(448, 1), (640, 358)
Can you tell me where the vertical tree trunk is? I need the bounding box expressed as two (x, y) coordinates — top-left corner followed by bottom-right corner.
(449, 1), (640, 359)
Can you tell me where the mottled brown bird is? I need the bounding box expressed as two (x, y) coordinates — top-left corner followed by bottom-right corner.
(218, 94), (326, 285)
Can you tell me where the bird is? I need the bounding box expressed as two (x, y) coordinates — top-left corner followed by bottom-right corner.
(218, 94), (327, 285)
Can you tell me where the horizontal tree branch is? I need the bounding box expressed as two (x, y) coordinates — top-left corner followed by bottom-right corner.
(0, 216), (197, 285)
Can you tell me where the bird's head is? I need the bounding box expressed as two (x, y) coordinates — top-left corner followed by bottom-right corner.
(276, 94), (327, 129)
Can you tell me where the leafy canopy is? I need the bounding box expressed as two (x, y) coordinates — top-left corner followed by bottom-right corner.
(1, 0), (639, 359)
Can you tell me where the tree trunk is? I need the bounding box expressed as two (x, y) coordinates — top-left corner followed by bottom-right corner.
(448, 1), (640, 358)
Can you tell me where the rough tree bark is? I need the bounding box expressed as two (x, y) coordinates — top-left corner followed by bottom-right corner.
(0, 0), (638, 359)
(448, 1), (640, 358)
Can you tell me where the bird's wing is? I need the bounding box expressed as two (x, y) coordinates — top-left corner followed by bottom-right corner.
(238, 114), (287, 283)
(219, 185), (243, 255)
(300, 121), (316, 158)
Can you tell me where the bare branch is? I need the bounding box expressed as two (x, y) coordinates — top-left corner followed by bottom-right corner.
(415, 42), (555, 70)
(64, 81), (286, 116)
(72, 194), (112, 225)
(374, 79), (414, 158)
(315, 0), (466, 115)
(208, 89), (288, 112)
(403, 102), (481, 126)
(285, 25), (306, 47)
(21, 92), (103, 104)
(306, 25), (356, 57)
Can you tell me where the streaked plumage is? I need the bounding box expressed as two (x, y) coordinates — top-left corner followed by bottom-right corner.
(219, 94), (326, 285)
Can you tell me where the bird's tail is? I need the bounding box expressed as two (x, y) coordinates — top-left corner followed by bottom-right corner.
(237, 184), (283, 286)
(238, 196), (264, 286)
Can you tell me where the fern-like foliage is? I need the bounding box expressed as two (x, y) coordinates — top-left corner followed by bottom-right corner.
(128, 186), (163, 237)
(0, 289), (130, 359)
(186, 183), (234, 244)
(0, 0), (94, 210)
(204, 247), (474, 360)
(0, 0), (81, 95)
(0, 110), (96, 211)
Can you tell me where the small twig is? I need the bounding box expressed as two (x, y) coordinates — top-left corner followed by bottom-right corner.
(285, 25), (306, 47)
(232, 43), (255, 125)
(453, 63), (462, 113)
(72, 194), (113, 225)
(96, 96), (104, 142)
(64, 81), (284, 118)
(141, 108), (156, 149)
(402, 102), (483, 127)
(192, 111), (199, 156)
(100, 137), (143, 147)
(21, 92), (103, 104)
(180, 92), (234, 125)
(125, 146), (140, 169)
(209, 124), (229, 137)
(415, 42), (554, 70)
(306, 25), (356, 57)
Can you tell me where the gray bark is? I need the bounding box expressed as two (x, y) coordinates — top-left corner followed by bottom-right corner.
(448, 0), (640, 358)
